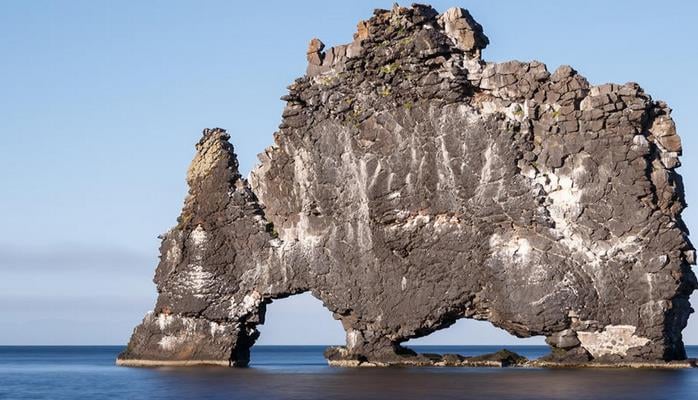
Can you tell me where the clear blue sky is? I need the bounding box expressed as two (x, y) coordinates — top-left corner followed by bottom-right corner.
(1, 1), (697, 345)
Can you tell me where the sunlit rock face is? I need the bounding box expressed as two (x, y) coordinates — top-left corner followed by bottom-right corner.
(118, 4), (696, 367)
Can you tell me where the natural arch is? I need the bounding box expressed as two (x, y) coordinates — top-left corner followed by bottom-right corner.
(119, 4), (695, 368)
(407, 318), (545, 347)
(404, 318), (546, 362)
(255, 292), (345, 346)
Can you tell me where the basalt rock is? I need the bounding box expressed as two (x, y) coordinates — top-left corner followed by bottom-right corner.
(118, 4), (696, 368)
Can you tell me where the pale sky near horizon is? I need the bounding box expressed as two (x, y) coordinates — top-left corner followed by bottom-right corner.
(1, 0), (697, 346)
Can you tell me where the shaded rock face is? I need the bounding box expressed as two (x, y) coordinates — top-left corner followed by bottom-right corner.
(118, 4), (696, 367)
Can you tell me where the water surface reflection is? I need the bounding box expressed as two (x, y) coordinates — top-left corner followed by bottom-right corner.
(1, 346), (697, 400)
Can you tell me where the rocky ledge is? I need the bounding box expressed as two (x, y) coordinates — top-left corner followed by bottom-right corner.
(325, 347), (529, 367)
(118, 4), (696, 368)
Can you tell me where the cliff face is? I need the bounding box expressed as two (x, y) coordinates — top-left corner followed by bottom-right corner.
(118, 4), (696, 367)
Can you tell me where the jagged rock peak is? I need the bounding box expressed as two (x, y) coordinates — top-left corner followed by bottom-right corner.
(438, 6), (488, 56)
(303, 4), (488, 77)
(186, 128), (238, 186)
(178, 128), (246, 230)
(119, 3), (696, 369)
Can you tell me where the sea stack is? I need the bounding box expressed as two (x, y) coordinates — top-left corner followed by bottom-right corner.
(118, 4), (696, 368)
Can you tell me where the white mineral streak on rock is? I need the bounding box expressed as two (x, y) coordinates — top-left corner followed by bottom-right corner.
(489, 234), (532, 263)
(156, 315), (200, 350)
(338, 125), (373, 251)
(545, 173), (584, 235)
(389, 211), (462, 233)
(433, 214), (461, 229)
(242, 292), (262, 312)
(386, 171), (396, 193)
(533, 156), (595, 263)
(166, 225), (215, 298)
(184, 227), (214, 296)
(190, 225), (208, 248)
(165, 245), (182, 264)
(489, 234), (547, 282)
(347, 330), (361, 349)
(514, 238), (531, 258)
(356, 158), (373, 250)
(530, 156), (606, 301)
(157, 313), (174, 330)
(184, 264), (214, 297)
(479, 145), (493, 184)
(284, 148), (322, 248)
(489, 233), (558, 291)
(402, 214), (431, 230)
(228, 291), (262, 319)
(577, 325), (650, 358)
(209, 321), (226, 338)
(183, 316), (196, 331)
(533, 153), (643, 275)
(437, 134), (456, 190)
(433, 111), (457, 192)
(457, 103), (480, 125)
(158, 335), (182, 351)
(401, 276), (407, 291)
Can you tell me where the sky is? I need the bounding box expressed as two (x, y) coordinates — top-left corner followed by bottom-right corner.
(1, 0), (697, 346)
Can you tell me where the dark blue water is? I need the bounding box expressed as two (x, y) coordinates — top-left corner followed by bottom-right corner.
(1, 346), (697, 400)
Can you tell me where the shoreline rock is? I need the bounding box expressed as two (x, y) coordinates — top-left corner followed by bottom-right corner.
(118, 3), (695, 368)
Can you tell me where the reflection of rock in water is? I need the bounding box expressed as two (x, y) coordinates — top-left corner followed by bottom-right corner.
(117, 4), (696, 368)
(152, 351), (698, 399)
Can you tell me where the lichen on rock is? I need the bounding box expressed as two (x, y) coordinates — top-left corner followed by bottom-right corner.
(118, 4), (696, 368)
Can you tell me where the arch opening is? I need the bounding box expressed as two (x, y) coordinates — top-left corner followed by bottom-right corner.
(402, 318), (547, 362)
(249, 292), (345, 367)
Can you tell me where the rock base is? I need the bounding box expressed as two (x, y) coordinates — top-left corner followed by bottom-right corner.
(116, 348), (697, 369)
(325, 346), (528, 367)
(326, 347), (528, 367)
(323, 346), (697, 369)
(528, 359), (697, 369)
(115, 358), (233, 367)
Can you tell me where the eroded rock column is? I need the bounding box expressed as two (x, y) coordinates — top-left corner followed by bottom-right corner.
(118, 129), (309, 366)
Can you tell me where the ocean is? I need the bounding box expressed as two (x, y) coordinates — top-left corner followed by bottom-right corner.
(1, 345), (697, 399)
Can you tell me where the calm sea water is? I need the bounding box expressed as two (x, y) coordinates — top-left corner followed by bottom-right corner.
(1, 345), (697, 400)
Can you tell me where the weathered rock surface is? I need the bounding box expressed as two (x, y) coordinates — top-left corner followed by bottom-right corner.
(118, 4), (696, 368)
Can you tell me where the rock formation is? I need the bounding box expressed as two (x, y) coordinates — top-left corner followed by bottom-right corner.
(118, 4), (696, 368)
